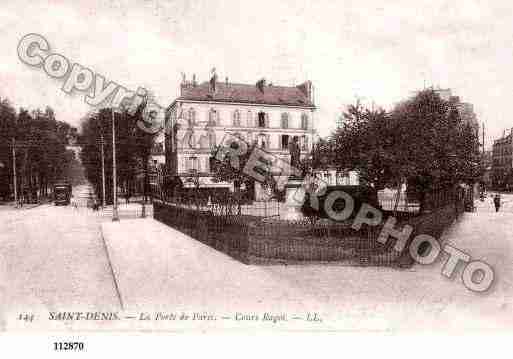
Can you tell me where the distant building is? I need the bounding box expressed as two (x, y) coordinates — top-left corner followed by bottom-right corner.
(481, 149), (493, 189)
(65, 145), (81, 161)
(492, 129), (513, 190)
(165, 73), (316, 199)
(313, 167), (359, 186)
(412, 88), (480, 135)
(150, 131), (165, 165)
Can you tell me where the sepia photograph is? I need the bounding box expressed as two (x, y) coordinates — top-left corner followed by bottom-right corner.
(1, 0), (513, 353)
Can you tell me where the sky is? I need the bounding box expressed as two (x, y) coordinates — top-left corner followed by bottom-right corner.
(1, 0), (513, 148)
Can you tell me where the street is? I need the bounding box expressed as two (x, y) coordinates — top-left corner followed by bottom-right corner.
(0, 185), (121, 330)
(1, 190), (513, 331)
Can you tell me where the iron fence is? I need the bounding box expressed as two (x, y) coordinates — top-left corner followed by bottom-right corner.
(153, 186), (467, 266)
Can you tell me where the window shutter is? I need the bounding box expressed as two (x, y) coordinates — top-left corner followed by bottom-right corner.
(265, 113), (269, 128)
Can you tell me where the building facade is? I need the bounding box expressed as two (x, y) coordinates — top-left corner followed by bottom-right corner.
(492, 129), (513, 190)
(150, 131), (165, 165)
(165, 75), (316, 197)
(481, 149), (493, 190)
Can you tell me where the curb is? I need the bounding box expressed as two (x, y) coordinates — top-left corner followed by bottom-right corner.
(14, 200), (49, 210)
(99, 224), (125, 311)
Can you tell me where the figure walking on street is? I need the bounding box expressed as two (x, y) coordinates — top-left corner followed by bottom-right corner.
(493, 194), (501, 212)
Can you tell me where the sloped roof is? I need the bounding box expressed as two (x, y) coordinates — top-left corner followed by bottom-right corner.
(177, 81), (314, 108)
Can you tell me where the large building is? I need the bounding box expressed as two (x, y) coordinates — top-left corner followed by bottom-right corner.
(165, 73), (316, 198)
(492, 128), (513, 190)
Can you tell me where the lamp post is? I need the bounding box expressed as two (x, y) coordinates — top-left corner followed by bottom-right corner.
(141, 165), (146, 218)
(112, 108), (119, 221)
(12, 137), (18, 207)
(100, 133), (106, 208)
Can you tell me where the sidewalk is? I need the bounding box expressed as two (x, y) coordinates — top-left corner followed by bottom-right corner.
(101, 218), (330, 330)
(99, 203), (153, 219)
(100, 212), (513, 331)
(0, 200), (49, 211)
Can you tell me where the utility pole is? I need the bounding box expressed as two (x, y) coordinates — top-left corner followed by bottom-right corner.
(141, 158), (147, 218)
(112, 108), (119, 221)
(140, 108), (147, 218)
(12, 137), (17, 207)
(100, 133), (106, 208)
(482, 122), (485, 156)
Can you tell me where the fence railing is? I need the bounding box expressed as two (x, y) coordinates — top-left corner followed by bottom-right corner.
(153, 199), (409, 266)
(153, 186), (467, 266)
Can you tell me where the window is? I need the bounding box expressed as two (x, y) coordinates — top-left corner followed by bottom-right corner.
(301, 113), (308, 130)
(186, 157), (199, 172)
(182, 129), (195, 149)
(247, 110), (253, 127)
(258, 112), (266, 128)
(281, 113), (289, 129)
(208, 130), (216, 148)
(209, 157), (216, 173)
(233, 109), (241, 127)
(281, 134), (290, 150)
(301, 135), (309, 150)
(188, 108), (196, 126)
(151, 142), (164, 154)
(257, 134), (267, 149)
(208, 108), (218, 126)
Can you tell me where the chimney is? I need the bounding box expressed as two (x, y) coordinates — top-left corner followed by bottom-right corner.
(256, 78), (266, 92)
(192, 74), (197, 87)
(209, 71), (218, 93)
(297, 80), (313, 103)
(225, 77), (229, 86)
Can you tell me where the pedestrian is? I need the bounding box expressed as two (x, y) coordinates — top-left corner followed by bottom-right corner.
(71, 195), (78, 210)
(92, 197), (99, 211)
(493, 193), (501, 212)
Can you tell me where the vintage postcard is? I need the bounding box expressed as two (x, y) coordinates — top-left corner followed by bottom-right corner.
(0, 0), (512, 353)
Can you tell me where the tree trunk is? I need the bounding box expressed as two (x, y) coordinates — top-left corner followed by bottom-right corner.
(392, 179), (404, 217)
(144, 155), (149, 204)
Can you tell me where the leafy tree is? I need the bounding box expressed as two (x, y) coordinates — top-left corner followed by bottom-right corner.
(79, 102), (156, 204)
(0, 98), (77, 202)
(0, 98), (16, 199)
(331, 101), (394, 189)
(331, 90), (481, 212)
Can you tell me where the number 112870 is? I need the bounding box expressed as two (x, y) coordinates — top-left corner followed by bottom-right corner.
(53, 342), (85, 351)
